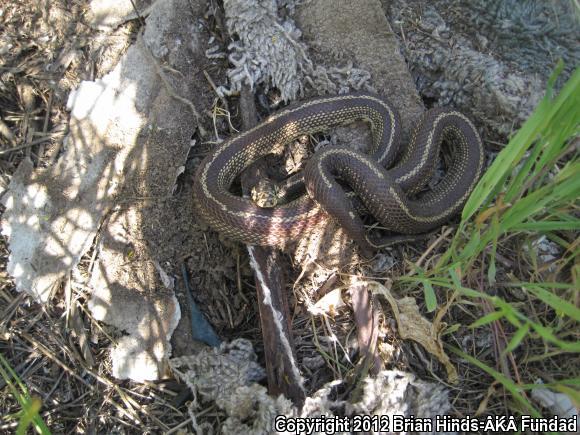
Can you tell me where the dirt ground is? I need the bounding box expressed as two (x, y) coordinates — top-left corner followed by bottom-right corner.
(0, 0), (578, 433)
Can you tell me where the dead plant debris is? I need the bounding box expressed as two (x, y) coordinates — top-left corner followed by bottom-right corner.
(1, 0), (578, 433)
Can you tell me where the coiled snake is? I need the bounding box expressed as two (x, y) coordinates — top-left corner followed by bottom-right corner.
(192, 92), (484, 253)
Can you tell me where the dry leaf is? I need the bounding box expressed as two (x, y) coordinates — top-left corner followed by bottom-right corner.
(369, 280), (458, 383)
(308, 288), (345, 316)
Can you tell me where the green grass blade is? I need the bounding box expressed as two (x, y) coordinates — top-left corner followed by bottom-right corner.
(469, 310), (505, 329)
(520, 378), (580, 389)
(16, 397), (43, 435)
(524, 285), (580, 321)
(528, 322), (580, 352)
(460, 64), (572, 223)
(0, 355), (51, 434)
(422, 278), (437, 312)
(503, 322), (530, 355)
(511, 221), (580, 231)
(449, 346), (541, 416)
(397, 64), (579, 421)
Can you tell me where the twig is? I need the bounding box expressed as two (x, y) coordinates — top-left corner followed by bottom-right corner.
(0, 131), (66, 156)
(0, 293), (25, 330)
(203, 70), (232, 125)
(38, 88), (53, 158)
(235, 249), (249, 304)
(239, 86), (306, 407)
(414, 226), (455, 269)
(166, 417), (193, 435)
(128, 0), (146, 26)
(349, 282), (382, 378)
(17, 331), (143, 424)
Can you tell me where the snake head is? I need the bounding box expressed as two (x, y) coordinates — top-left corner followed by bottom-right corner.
(251, 179), (280, 208)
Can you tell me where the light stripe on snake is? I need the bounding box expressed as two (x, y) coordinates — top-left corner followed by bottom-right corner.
(192, 92), (484, 252)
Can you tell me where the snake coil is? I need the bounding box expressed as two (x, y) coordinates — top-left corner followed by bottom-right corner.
(192, 92), (484, 251)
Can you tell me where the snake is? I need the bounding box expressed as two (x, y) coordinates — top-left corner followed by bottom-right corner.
(192, 92), (484, 253)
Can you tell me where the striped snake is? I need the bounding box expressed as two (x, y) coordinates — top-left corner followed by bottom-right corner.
(192, 92), (484, 252)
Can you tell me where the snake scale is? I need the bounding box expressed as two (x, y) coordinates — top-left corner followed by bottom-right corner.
(192, 92), (484, 252)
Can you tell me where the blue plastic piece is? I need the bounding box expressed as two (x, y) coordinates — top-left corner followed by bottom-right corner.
(182, 264), (221, 347)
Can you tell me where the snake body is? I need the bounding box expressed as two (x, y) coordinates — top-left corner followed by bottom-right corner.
(192, 92), (484, 250)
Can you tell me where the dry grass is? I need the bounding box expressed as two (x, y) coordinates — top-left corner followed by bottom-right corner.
(1, 0), (578, 433)
(0, 238), (193, 433)
(0, 1), (191, 433)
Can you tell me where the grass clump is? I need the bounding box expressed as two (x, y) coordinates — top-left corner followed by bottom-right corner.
(403, 62), (579, 416)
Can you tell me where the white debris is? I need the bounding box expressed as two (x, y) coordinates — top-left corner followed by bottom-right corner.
(531, 379), (578, 420)
(172, 341), (455, 435)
